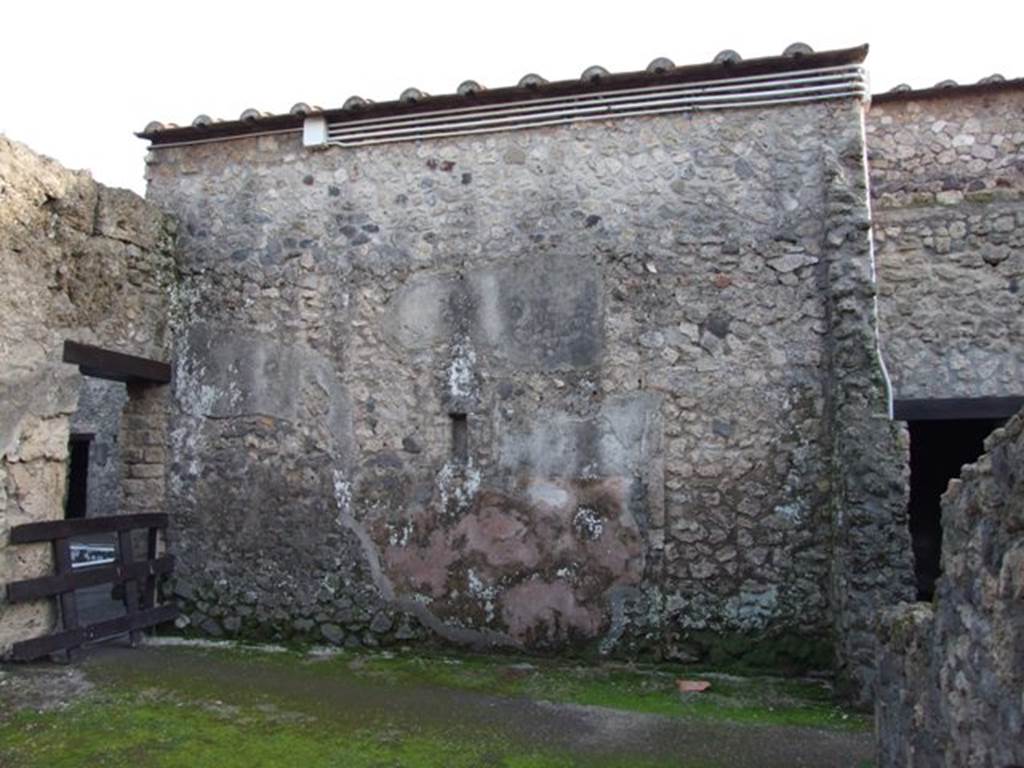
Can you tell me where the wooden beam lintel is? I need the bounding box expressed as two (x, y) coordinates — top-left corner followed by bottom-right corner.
(62, 340), (171, 385)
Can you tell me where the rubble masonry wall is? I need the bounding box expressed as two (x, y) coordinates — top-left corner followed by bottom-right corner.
(146, 99), (909, 684)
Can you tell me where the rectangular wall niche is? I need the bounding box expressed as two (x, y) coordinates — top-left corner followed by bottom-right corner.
(450, 413), (468, 463)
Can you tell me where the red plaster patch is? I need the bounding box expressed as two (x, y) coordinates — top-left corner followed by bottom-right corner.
(501, 579), (601, 644)
(385, 529), (457, 597)
(455, 503), (541, 570)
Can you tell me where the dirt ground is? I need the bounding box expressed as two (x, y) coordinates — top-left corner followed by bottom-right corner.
(0, 640), (875, 767)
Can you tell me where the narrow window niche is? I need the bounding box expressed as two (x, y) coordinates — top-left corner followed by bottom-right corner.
(450, 413), (469, 463)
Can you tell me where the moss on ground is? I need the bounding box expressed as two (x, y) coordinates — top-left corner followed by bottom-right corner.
(327, 647), (868, 731)
(0, 642), (871, 768)
(0, 693), (684, 768)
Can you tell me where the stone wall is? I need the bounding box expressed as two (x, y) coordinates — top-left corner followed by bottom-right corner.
(823, 124), (915, 703)
(0, 136), (175, 657)
(869, 87), (1024, 400)
(145, 97), (909, 677)
(69, 378), (126, 517)
(876, 410), (1024, 767)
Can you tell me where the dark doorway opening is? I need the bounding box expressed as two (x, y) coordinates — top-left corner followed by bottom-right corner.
(907, 418), (1002, 600)
(65, 433), (94, 519)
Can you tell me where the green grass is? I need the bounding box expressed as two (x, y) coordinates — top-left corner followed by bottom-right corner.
(325, 648), (870, 731)
(0, 642), (871, 768)
(0, 691), (693, 768)
(139, 642), (868, 731)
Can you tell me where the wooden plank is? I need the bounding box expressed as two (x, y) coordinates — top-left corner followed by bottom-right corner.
(894, 396), (1024, 422)
(118, 530), (143, 647)
(53, 538), (81, 663)
(8, 604), (178, 662)
(6, 555), (175, 603)
(62, 340), (171, 385)
(10, 513), (167, 544)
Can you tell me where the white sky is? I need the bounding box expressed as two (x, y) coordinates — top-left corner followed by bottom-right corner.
(2, 0), (1020, 195)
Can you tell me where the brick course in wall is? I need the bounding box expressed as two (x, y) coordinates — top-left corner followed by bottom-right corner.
(120, 383), (170, 514)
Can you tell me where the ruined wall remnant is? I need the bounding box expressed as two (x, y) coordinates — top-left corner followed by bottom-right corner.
(876, 410), (1024, 767)
(0, 136), (176, 657)
(869, 87), (1024, 400)
(144, 79), (909, 677)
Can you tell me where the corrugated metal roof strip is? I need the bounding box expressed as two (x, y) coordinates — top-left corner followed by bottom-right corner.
(140, 43), (869, 148)
(316, 64), (866, 148)
(138, 40), (1021, 150)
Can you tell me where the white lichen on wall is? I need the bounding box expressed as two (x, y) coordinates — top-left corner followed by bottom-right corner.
(446, 334), (477, 405)
(435, 460), (481, 519)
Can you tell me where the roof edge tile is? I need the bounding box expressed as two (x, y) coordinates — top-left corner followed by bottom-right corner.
(139, 44), (869, 145)
(872, 76), (1024, 105)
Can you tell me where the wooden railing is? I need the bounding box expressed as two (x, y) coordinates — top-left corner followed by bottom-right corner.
(5, 513), (177, 661)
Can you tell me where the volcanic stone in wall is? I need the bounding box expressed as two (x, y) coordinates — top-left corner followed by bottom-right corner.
(870, 89), (1024, 400)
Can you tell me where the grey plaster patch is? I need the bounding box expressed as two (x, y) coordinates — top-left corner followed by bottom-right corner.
(498, 393), (662, 479)
(179, 323), (353, 464)
(383, 272), (455, 351)
(469, 254), (604, 371)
